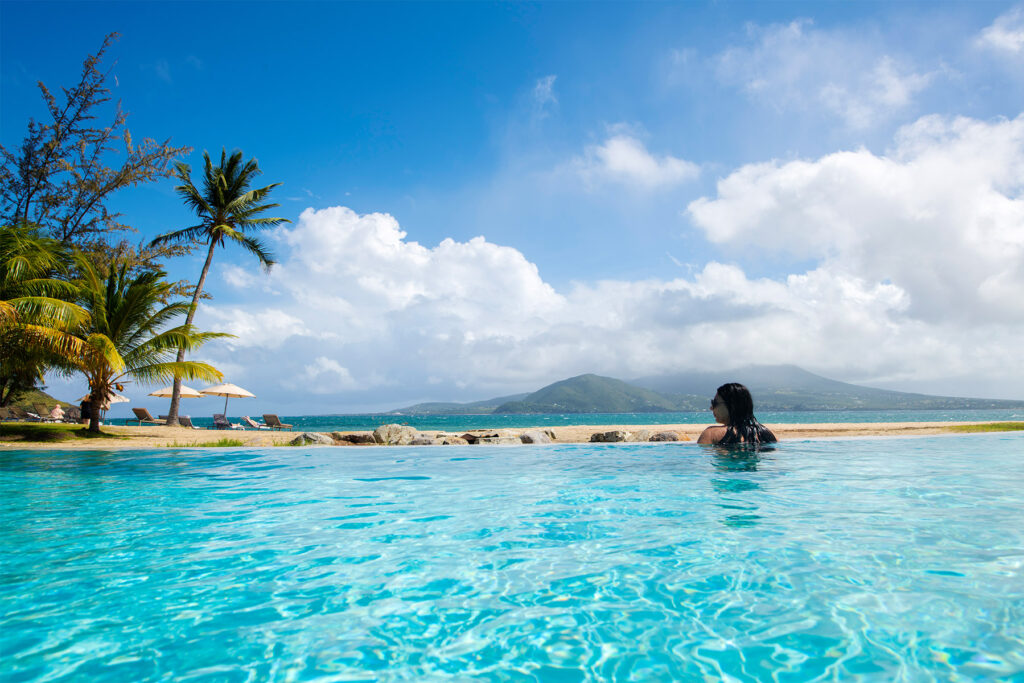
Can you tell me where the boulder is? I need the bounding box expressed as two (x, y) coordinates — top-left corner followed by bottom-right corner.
(520, 430), (553, 444)
(590, 430), (631, 443)
(330, 432), (376, 444)
(440, 436), (468, 445)
(290, 431), (334, 446)
(476, 436), (522, 445)
(373, 423), (419, 445)
(649, 431), (681, 442)
(410, 437), (435, 446)
(630, 429), (651, 442)
(459, 431), (497, 444)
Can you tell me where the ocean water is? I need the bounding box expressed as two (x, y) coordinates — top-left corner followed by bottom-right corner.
(111, 408), (1024, 432)
(2, 433), (1023, 681)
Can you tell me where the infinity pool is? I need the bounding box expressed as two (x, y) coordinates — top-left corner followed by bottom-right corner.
(3, 434), (1023, 681)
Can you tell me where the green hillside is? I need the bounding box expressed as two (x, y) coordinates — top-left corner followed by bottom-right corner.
(493, 374), (678, 414)
(387, 365), (1024, 415)
(632, 365), (1024, 411)
(390, 393), (529, 415)
(5, 388), (74, 413)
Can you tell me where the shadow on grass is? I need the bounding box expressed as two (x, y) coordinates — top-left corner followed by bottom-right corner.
(0, 423), (128, 442)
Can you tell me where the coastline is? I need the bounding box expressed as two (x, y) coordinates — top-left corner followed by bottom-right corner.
(0, 421), (1006, 449)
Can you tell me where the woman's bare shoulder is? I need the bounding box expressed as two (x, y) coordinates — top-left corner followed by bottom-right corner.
(697, 425), (727, 444)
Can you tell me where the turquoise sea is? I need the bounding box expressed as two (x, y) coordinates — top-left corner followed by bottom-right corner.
(112, 408), (1024, 432)
(2, 433), (1023, 680)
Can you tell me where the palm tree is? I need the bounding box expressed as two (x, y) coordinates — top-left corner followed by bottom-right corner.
(0, 223), (88, 405)
(149, 149), (289, 425)
(69, 257), (227, 432)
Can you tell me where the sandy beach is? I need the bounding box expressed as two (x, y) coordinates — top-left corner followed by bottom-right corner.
(0, 421), (1000, 449)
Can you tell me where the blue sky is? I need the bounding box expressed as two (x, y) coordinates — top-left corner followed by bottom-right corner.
(3, 1), (1024, 415)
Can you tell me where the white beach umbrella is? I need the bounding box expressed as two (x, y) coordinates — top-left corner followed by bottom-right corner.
(77, 391), (129, 410)
(200, 383), (256, 415)
(148, 384), (203, 398)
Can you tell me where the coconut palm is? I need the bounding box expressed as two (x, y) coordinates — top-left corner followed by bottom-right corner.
(70, 257), (228, 432)
(149, 149), (289, 425)
(0, 223), (88, 405)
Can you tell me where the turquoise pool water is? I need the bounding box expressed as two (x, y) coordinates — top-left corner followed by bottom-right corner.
(2, 434), (1023, 681)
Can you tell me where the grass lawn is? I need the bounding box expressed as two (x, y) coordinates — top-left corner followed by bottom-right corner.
(947, 422), (1024, 433)
(0, 423), (128, 443)
(163, 438), (245, 448)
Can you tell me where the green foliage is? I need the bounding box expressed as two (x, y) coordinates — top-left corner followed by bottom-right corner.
(947, 422), (1024, 433)
(68, 257), (229, 431)
(164, 438), (245, 448)
(0, 223), (88, 405)
(0, 33), (190, 249)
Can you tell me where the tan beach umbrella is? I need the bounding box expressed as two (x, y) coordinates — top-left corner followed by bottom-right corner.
(200, 383), (256, 415)
(148, 384), (203, 398)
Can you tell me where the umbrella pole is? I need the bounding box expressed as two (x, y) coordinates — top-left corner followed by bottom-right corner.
(224, 395), (229, 416)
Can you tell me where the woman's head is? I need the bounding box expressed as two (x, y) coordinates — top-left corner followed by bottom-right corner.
(710, 382), (777, 445)
(713, 382), (754, 426)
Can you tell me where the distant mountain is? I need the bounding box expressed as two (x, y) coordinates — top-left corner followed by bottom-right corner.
(387, 365), (1024, 415)
(389, 393), (529, 415)
(631, 364), (1024, 411)
(493, 374), (678, 414)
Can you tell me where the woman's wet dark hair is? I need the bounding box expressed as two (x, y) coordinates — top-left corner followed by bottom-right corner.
(715, 382), (777, 445)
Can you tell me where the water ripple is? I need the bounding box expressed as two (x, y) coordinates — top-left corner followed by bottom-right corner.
(2, 435), (1024, 680)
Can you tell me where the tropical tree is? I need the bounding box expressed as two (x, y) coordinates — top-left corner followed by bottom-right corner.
(149, 149), (289, 425)
(69, 257), (227, 432)
(0, 33), (188, 248)
(0, 223), (87, 405)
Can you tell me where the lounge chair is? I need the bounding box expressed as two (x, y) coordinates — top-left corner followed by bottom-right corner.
(10, 406), (41, 421)
(130, 407), (163, 426)
(34, 403), (58, 421)
(263, 414), (293, 431)
(242, 416), (271, 430)
(179, 415), (202, 430)
(211, 414), (243, 430)
(161, 414), (203, 429)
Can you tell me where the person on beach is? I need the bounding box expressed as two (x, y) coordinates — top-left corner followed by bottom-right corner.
(50, 404), (64, 421)
(698, 382), (777, 445)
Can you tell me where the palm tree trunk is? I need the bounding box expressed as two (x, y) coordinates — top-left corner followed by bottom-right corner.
(165, 239), (218, 426)
(88, 382), (103, 433)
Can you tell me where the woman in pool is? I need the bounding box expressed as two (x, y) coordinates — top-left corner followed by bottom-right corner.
(698, 382), (777, 445)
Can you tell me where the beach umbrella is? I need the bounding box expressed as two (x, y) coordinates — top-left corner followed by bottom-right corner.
(200, 383), (256, 415)
(77, 391), (129, 410)
(148, 384), (203, 398)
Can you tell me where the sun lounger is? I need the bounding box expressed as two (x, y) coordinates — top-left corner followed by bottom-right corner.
(162, 414), (203, 429)
(10, 406), (42, 421)
(211, 414), (243, 430)
(33, 403), (58, 421)
(179, 415), (202, 430)
(242, 416), (271, 430)
(130, 407), (163, 426)
(263, 414), (293, 431)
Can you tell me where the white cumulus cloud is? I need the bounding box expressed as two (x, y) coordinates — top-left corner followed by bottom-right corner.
(574, 132), (699, 190)
(687, 113), (1024, 324)
(977, 6), (1024, 54)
